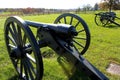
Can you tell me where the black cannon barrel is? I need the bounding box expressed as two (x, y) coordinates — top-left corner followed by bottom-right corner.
(25, 20), (46, 28)
(25, 20), (78, 36)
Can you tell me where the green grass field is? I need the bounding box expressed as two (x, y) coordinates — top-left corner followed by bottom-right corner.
(0, 12), (120, 80)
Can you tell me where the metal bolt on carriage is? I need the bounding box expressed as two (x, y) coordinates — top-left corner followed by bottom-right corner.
(4, 13), (109, 80)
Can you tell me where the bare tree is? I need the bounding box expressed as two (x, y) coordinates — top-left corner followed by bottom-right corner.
(99, 0), (120, 10)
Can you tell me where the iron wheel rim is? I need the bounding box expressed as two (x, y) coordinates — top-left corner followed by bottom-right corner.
(4, 16), (43, 80)
(54, 13), (90, 55)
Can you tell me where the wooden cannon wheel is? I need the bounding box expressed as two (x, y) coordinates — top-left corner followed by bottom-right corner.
(95, 12), (109, 27)
(4, 16), (43, 80)
(54, 13), (90, 55)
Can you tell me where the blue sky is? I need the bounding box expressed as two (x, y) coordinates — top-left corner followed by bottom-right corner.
(0, 0), (101, 9)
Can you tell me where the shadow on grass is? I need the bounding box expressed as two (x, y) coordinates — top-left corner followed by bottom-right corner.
(8, 75), (19, 80)
(8, 71), (90, 80)
(8, 56), (91, 80)
(57, 57), (90, 80)
(8, 65), (90, 80)
(69, 69), (90, 80)
(104, 24), (120, 29)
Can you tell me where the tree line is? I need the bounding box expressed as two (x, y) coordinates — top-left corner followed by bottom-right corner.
(99, 0), (120, 10)
(0, 8), (75, 16)
(76, 0), (120, 12)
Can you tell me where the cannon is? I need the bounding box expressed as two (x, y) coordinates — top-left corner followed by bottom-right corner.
(94, 0), (120, 27)
(95, 12), (120, 27)
(4, 13), (109, 80)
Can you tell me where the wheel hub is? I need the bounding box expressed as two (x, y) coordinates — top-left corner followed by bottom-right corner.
(10, 46), (25, 59)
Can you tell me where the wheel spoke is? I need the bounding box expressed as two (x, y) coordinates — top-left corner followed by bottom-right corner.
(58, 20), (61, 23)
(11, 59), (20, 73)
(12, 23), (23, 46)
(64, 17), (67, 24)
(11, 22), (18, 36)
(8, 44), (16, 48)
(20, 59), (23, 78)
(7, 35), (16, 45)
(12, 59), (19, 67)
(26, 54), (36, 63)
(77, 29), (85, 33)
(26, 57), (36, 75)
(74, 21), (80, 28)
(25, 48), (32, 54)
(73, 43), (81, 53)
(17, 25), (23, 46)
(8, 26), (18, 44)
(73, 40), (85, 48)
(24, 58), (34, 80)
(23, 62), (29, 80)
(23, 34), (27, 46)
(74, 36), (86, 40)
(11, 22), (21, 44)
(23, 63), (29, 80)
(70, 16), (73, 25)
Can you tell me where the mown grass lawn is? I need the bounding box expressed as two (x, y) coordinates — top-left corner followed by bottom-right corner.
(0, 12), (120, 80)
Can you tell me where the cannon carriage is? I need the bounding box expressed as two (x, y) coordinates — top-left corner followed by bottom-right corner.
(4, 13), (108, 80)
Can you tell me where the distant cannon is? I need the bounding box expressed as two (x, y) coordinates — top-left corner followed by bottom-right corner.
(95, 12), (120, 27)
(95, 0), (120, 27)
(4, 13), (109, 80)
